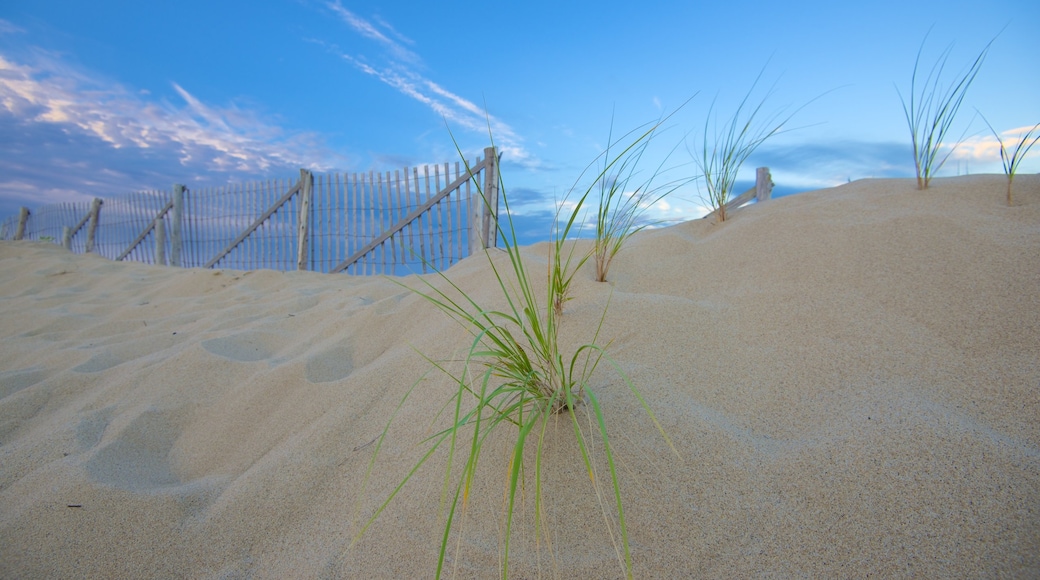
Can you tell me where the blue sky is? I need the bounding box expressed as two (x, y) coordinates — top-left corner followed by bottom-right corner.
(1, 0), (1038, 244)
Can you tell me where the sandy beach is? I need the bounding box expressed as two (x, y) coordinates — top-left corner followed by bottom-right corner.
(1, 174), (1037, 578)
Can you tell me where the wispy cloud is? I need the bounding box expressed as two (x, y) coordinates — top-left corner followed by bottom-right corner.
(325, 1), (421, 66)
(0, 46), (338, 213)
(0, 19), (24, 35)
(321, 2), (537, 169)
(947, 126), (1040, 164)
(0, 51), (329, 174)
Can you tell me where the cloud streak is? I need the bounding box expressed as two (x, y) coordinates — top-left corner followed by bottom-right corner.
(322, 2), (536, 169)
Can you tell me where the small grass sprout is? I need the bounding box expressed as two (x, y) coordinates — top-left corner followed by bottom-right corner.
(692, 70), (793, 223)
(354, 124), (678, 579)
(898, 31), (995, 190)
(590, 105), (695, 282)
(979, 116), (1040, 205)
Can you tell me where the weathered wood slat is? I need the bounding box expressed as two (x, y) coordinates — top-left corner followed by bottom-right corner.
(14, 207), (29, 240)
(755, 167), (773, 202)
(407, 167), (420, 274)
(390, 170), (401, 267)
(381, 171), (392, 270)
(296, 169), (313, 271)
(423, 166), (434, 269)
(447, 163), (456, 266)
(320, 174), (327, 270)
(272, 180), (283, 269)
(330, 157), (486, 274)
(454, 161), (463, 264)
(482, 146), (499, 249)
(169, 185), (184, 267)
(370, 175), (377, 271)
(247, 182), (255, 268)
(703, 167), (773, 222)
(86, 197), (101, 254)
(393, 169), (401, 268)
(727, 185), (757, 211)
(155, 217), (166, 265)
(435, 164), (445, 269)
(67, 199), (99, 240)
(468, 155), (479, 254)
(117, 196), (173, 262)
(337, 174), (345, 270)
(383, 171), (392, 272)
(204, 179), (303, 269)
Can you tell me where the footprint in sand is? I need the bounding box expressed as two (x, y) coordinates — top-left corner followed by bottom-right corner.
(76, 406), (115, 451)
(72, 352), (124, 373)
(71, 334), (182, 373)
(84, 408), (179, 491)
(0, 367), (48, 399)
(305, 342), (355, 383)
(201, 331), (281, 362)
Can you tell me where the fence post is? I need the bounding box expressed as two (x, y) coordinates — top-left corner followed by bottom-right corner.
(480, 146), (499, 249)
(155, 218), (166, 265)
(296, 169), (314, 271)
(86, 198), (102, 253)
(755, 167), (772, 202)
(62, 227), (72, 250)
(14, 207), (29, 240)
(169, 185), (185, 266)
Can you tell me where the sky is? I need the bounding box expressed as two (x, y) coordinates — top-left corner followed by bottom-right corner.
(1, 0), (1038, 245)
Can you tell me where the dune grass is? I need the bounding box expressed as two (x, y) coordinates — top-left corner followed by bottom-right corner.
(898, 33), (994, 190)
(354, 125), (678, 579)
(979, 117), (1040, 205)
(692, 70), (791, 222)
(590, 107), (694, 282)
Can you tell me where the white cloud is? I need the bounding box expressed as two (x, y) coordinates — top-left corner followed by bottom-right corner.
(947, 126), (1040, 163)
(0, 50), (331, 175)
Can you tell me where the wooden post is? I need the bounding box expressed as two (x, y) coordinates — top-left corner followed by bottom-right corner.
(14, 207), (29, 240)
(169, 185), (185, 267)
(481, 146), (499, 249)
(755, 167), (773, 202)
(62, 227), (72, 250)
(296, 169), (313, 271)
(86, 198), (101, 253)
(155, 218), (166, 265)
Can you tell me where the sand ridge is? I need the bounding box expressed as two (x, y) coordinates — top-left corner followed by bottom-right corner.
(0, 174), (1038, 578)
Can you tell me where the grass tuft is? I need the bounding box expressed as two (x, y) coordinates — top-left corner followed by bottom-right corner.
(978, 116), (1040, 205)
(589, 103), (695, 283)
(897, 31), (995, 190)
(353, 120), (679, 579)
(691, 69), (793, 222)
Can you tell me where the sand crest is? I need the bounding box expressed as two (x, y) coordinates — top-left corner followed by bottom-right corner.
(1, 174), (1038, 578)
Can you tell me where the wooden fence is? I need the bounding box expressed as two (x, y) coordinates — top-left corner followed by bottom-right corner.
(0, 147), (501, 276)
(703, 167), (773, 222)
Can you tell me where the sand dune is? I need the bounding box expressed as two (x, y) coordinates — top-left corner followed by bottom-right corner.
(1, 174), (1037, 578)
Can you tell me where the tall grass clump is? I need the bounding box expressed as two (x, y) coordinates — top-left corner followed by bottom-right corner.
(979, 117), (1040, 205)
(353, 125), (678, 579)
(897, 32), (995, 190)
(590, 109), (695, 282)
(692, 71), (793, 223)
